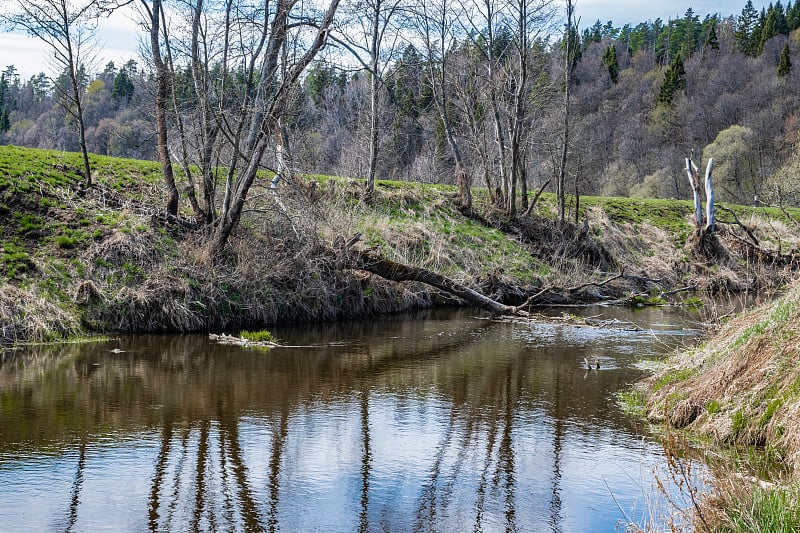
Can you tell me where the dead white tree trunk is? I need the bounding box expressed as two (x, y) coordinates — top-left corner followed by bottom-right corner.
(704, 158), (715, 234)
(686, 157), (703, 229)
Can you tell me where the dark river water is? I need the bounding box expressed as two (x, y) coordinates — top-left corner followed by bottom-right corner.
(0, 306), (704, 532)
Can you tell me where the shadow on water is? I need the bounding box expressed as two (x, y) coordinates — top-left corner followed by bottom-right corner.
(0, 307), (703, 532)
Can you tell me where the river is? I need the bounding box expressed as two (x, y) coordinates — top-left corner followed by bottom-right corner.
(0, 306), (704, 532)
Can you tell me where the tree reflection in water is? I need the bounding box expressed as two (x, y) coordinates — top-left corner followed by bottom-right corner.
(0, 308), (701, 532)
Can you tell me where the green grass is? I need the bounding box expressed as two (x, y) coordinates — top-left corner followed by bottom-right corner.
(719, 484), (800, 533)
(240, 329), (277, 343)
(617, 388), (647, 416)
(652, 367), (697, 392)
(706, 399), (722, 415)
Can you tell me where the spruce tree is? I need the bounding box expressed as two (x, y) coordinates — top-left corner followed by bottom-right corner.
(601, 45), (619, 83)
(759, 9), (778, 54)
(778, 42), (793, 76)
(735, 0), (759, 55)
(657, 55), (686, 106)
(704, 24), (720, 54)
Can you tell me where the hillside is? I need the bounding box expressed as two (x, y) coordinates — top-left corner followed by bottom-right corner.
(2, 145), (800, 345)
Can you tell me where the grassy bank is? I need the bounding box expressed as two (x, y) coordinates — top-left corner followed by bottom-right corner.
(2, 144), (800, 346)
(639, 283), (800, 531)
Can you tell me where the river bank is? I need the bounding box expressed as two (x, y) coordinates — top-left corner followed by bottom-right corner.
(635, 282), (800, 531)
(2, 145), (800, 346)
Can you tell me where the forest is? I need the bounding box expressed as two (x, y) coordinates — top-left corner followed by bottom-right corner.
(1, 0), (799, 233)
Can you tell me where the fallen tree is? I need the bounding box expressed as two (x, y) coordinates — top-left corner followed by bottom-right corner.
(335, 236), (626, 315)
(340, 245), (527, 315)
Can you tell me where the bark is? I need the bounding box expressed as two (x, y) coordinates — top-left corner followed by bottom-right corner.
(344, 248), (518, 315)
(704, 158), (715, 234)
(686, 157), (703, 229)
(144, 0), (180, 217)
(365, 4), (381, 199)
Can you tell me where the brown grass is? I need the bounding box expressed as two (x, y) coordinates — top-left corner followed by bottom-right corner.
(0, 285), (81, 344)
(646, 282), (800, 475)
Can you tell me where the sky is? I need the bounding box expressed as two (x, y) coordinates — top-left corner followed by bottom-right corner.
(0, 1), (778, 80)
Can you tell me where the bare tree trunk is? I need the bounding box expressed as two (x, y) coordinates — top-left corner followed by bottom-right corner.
(163, 8), (203, 221)
(58, 0), (91, 186)
(209, 0), (340, 255)
(69, 70), (92, 187)
(686, 157), (703, 229)
(705, 158), (715, 234)
(365, 5), (381, 198)
(417, 0), (472, 212)
(345, 248), (517, 315)
(191, 0), (220, 224)
(557, 0), (574, 225)
(144, 0), (180, 217)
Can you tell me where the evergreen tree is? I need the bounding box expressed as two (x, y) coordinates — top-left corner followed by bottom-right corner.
(788, 0), (800, 30)
(775, 1), (790, 34)
(778, 42), (793, 76)
(735, 0), (759, 55)
(111, 68), (134, 103)
(759, 8), (779, 54)
(657, 54), (686, 106)
(704, 23), (720, 55)
(750, 9), (767, 55)
(601, 45), (619, 83)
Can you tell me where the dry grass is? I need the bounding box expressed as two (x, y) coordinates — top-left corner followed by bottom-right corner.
(0, 285), (81, 344)
(640, 282), (800, 530)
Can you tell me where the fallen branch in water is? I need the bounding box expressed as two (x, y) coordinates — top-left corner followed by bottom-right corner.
(209, 333), (280, 348)
(659, 285), (698, 298)
(341, 245), (528, 316)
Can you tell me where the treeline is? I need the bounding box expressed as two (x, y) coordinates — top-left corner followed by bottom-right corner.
(1, 0), (800, 221)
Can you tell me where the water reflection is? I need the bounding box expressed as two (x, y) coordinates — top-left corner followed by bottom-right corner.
(0, 308), (700, 532)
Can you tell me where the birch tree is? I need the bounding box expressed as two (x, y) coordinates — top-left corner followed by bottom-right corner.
(412, 0), (472, 211)
(331, 0), (405, 198)
(207, 0), (342, 254)
(3, 0), (108, 187)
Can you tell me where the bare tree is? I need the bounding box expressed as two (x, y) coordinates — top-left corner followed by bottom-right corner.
(557, 0), (575, 224)
(138, 0), (180, 217)
(331, 0), (405, 198)
(504, 0), (554, 215)
(208, 0), (342, 254)
(412, 0), (472, 211)
(460, 0), (508, 206)
(3, 0), (107, 186)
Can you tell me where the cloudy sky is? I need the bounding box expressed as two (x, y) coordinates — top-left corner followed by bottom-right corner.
(0, 1), (776, 79)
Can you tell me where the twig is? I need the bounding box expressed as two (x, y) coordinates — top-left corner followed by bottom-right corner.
(658, 285), (697, 298)
(511, 270), (625, 313)
(716, 204), (759, 247)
